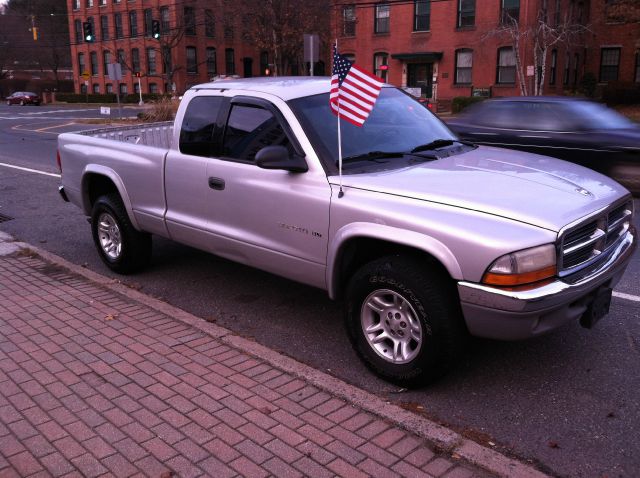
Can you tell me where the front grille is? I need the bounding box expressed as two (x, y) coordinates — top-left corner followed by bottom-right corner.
(559, 199), (633, 276)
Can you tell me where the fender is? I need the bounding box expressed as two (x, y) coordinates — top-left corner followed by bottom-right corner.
(327, 222), (464, 299)
(80, 164), (141, 231)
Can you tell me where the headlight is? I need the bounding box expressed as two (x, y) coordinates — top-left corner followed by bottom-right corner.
(482, 244), (557, 287)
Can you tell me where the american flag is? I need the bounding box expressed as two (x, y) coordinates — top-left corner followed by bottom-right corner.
(330, 45), (383, 127)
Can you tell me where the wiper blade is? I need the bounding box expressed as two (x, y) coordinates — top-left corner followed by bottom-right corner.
(410, 139), (455, 153)
(339, 151), (405, 165)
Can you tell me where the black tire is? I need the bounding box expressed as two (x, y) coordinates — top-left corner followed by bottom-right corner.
(91, 193), (151, 274)
(345, 255), (466, 388)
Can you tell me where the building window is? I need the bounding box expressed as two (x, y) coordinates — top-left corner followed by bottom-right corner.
(635, 51), (640, 83)
(134, 82), (140, 94)
(144, 8), (152, 37)
(374, 3), (390, 34)
(160, 7), (170, 33)
(73, 0), (80, 10)
(600, 47), (620, 82)
(119, 83), (127, 95)
(186, 47), (197, 74)
(149, 83), (158, 93)
(224, 20), (234, 40)
(147, 48), (157, 74)
(129, 11), (138, 37)
(106, 83), (113, 93)
(117, 49), (126, 70)
(99, 0), (106, 6)
(184, 7), (196, 35)
(205, 10), (215, 37)
(225, 48), (235, 75)
(414, 1), (430, 31)
(206, 48), (217, 77)
(549, 49), (557, 85)
(343, 5), (356, 36)
(497, 47), (515, 84)
(87, 17), (95, 40)
(81, 83), (88, 94)
(563, 52), (570, 85)
(78, 53), (86, 75)
(103, 50), (111, 76)
(74, 19), (83, 43)
(457, 0), (475, 28)
(93, 83), (100, 93)
(373, 53), (388, 82)
(114, 13), (123, 38)
(131, 48), (140, 73)
(162, 46), (172, 74)
(86, 0), (93, 7)
(90, 51), (99, 75)
(100, 15), (109, 40)
(455, 49), (473, 84)
(501, 0), (519, 24)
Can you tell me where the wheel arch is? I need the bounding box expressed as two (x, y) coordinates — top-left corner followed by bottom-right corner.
(81, 166), (141, 230)
(327, 223), (463, 300)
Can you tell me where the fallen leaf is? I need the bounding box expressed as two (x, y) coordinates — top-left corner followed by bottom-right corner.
(105, 314), (117, 321)
(548, 441), (560, 449)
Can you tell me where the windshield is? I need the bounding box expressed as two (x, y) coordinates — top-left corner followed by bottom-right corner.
(288, 88), (458, 173)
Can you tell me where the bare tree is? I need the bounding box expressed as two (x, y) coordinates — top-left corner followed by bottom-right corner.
(484, 0), (589, 96)
(231, 0), (330, 76)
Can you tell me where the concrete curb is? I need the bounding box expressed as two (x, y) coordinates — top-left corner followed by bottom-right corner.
(5, 235), (548, 478)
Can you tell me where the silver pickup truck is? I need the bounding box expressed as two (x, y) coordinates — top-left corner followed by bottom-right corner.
(57, 78), (636, 387)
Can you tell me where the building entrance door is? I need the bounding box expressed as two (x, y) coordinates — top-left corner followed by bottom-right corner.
(243, 58), (253, 78)
(407, 63), (433, 98)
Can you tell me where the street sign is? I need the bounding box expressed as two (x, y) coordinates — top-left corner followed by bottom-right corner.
(100, 106), (111, 115)
(107, 63), (123, 81)
(81, 71), (90, 80)
(526, 65), (535, 76)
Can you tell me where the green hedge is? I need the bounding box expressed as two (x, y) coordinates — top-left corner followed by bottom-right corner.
(452, 96), (487, 113)
(54, 93), (168, 104)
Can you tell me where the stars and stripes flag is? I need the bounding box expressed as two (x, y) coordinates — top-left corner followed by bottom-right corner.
(330, 45), (383, 127)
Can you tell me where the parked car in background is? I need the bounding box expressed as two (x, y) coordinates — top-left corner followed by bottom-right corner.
(5, 91), (40, 106)
(446, 97), (640, 195)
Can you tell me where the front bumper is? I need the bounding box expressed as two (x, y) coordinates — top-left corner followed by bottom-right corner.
(458, 226), (636, 340)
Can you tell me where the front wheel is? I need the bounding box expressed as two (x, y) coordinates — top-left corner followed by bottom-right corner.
(345, 255), (466, 388)
(91, 194), (151, 274)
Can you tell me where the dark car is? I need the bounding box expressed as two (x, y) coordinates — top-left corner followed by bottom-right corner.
(446, 96), (640, 195)
(5, 91), (40, 106)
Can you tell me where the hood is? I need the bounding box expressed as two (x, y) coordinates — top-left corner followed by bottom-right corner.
(332, 146), (629, 231)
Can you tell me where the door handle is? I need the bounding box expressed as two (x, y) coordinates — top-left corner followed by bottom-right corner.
(208, 177), (225, 190)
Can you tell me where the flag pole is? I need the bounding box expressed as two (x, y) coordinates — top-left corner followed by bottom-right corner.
(336, 39), (344, 198)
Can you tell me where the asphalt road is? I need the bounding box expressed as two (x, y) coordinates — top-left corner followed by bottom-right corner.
(1, 103), (639, 477)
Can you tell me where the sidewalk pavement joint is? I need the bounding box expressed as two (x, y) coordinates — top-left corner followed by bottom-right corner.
(0, 233), (548, 478)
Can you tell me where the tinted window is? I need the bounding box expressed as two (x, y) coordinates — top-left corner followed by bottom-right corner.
(179, 96), (224, 157)
(468, 101), (571, 131)
(222, 105), (291, 162)
(566, 101), (635, 130)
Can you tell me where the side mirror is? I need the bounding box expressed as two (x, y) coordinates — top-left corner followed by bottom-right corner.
(256, 145), (308, 173)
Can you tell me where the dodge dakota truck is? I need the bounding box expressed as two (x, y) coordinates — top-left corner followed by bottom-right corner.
(57, 78), (636, 387)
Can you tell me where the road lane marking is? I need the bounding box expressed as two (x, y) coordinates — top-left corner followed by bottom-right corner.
(0, 162), (60, 178)
(613, 291), (640, 303)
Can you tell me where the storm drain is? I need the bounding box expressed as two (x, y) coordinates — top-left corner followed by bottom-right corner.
(0, 213), (14, 223)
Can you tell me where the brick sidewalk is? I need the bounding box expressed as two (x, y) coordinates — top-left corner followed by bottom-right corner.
(0, 245), (537, 478)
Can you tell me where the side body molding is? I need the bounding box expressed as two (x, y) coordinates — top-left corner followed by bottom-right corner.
(326, 222), (464, 300)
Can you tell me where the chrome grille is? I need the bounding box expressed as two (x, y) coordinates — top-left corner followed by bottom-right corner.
(559, 199), (633, 276)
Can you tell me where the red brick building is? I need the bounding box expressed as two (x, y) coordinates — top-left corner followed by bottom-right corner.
(333, 0), (639, 110)
(66, 0), (267, 95)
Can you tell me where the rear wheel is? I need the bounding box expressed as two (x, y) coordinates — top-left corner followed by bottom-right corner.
(345, 255), (466, 388)
(91, 194), (151, 274)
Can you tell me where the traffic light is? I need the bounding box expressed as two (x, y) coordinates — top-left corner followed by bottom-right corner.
(82, 21), (94, 42)
(152, 20), (160, 39)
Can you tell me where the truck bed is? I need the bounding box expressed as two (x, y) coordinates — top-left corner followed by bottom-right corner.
(78, 121), (173, 149)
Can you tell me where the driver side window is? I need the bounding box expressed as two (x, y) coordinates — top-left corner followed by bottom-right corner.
(222, 104), (292, 163)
